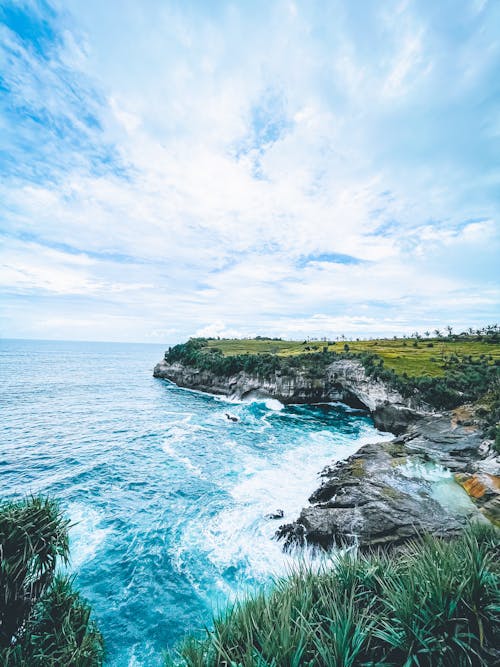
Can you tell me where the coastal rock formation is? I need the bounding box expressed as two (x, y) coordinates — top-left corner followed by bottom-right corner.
(325, 359), (423, 434)
(154, 356), (498, 550)
(153, 359), (334, 403)
(276, 414), (491, 551)
(153, 358), (424, 432)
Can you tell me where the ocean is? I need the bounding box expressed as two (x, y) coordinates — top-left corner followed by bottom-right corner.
(0, 338), (391, 665)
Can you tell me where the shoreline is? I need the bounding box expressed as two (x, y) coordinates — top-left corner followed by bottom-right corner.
(154, 358), (500, 549)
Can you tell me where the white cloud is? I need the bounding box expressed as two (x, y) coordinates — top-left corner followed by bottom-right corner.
(1, 0), (499, 341)
(194, 322), (245, 339)
(109, 96), (141, 134)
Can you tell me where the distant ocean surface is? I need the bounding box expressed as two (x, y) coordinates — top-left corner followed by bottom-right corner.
(0, 339), (390, 666)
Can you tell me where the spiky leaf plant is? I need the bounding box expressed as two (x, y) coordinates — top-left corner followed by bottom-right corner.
(17, 575), (104, 666)
(0, 495), (103, 665)
(0, 495), (69, 645)
(166, 525), (500, 666)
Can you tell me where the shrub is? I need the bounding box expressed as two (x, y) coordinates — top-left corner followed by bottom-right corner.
(359, 352), (499, 410)
(0, 496), (104, 665)
(494, 427), (500, 454)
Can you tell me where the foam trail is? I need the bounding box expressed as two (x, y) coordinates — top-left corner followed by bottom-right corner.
(173, 426), (393, 602)
(162, 441), (203, 477)
(68, 503), (111, 569)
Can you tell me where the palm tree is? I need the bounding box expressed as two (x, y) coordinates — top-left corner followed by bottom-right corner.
(0, 496), (69, 645)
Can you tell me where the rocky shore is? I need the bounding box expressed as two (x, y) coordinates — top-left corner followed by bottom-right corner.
(277, 412), (499, 550)
(154, 357), (500, 549)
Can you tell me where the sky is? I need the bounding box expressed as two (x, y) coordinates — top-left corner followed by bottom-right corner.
(0, 0), (499, 343)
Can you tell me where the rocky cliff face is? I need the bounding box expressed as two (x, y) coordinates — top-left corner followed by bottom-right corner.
(153, 357), (424, 432)
(153, 359), (332, 404)
(325, 359), (424, 434)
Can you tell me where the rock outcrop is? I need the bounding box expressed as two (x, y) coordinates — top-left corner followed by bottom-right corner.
(276, 413), (495, 551)
(325, 359), (424, 434)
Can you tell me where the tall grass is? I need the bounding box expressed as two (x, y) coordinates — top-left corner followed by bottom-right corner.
(166, 525), (500, 666)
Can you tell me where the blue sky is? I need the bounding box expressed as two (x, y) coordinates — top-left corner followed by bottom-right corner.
(1, 0), (499, 342)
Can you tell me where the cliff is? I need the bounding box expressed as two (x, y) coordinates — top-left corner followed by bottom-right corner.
(153, 356), (499, 549)
(153, 357), (424, 433)
(153, 359), (332, 403)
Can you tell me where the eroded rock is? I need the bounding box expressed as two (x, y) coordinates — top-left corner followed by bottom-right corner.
(154, 358), (425, 434)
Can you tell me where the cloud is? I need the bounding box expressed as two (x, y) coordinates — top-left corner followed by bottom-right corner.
(194, 322), (245, 339)
(0, 0), (499, 341)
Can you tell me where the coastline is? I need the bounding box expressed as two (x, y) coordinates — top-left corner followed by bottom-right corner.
(153, 356), (426, 433)
(154, 357), (500, 549)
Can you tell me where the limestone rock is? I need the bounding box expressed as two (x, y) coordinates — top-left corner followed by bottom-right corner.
(153, 358), (425, 433)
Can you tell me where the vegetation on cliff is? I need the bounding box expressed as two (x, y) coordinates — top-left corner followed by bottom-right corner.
(203, 328), (500, 378)
(358, 349), (499, 411)
(167, 525), (499, 666)
(164, 327), (500, 411)
(476, 386), (500, 452)
(0, 496), (104, 666)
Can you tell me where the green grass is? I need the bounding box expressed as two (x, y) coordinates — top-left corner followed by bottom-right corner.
(205, 337), (500, 377)
(167, 525), (500, 666)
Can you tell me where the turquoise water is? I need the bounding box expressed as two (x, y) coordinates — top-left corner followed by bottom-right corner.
(0, 339), (389, 665)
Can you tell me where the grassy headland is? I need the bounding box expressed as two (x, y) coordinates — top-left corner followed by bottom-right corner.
(202, 332), (500, 378)
(164, 327), (500, 420)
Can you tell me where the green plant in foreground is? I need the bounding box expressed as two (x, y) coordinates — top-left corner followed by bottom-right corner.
(166, 525), (500, 666)
(0, 495), (104, 666)
(495, 427), (500, 454)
